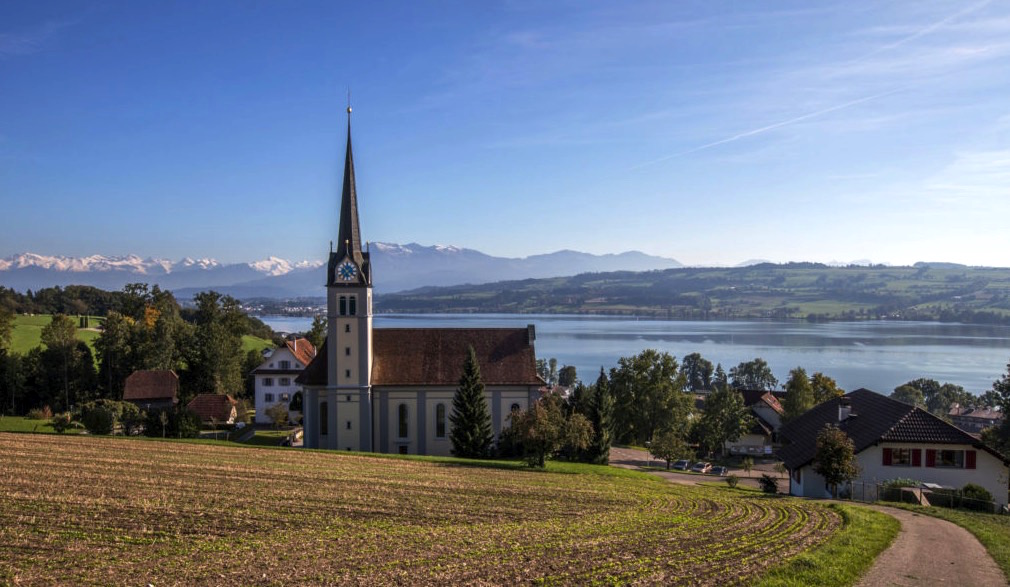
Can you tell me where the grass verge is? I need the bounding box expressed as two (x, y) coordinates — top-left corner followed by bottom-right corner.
(752, 503), (899, 587)
(883, 503), (1010, 581)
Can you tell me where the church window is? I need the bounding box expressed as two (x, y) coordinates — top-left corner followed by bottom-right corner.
(279, 360), (290, 370)
(265, 393), (274, 403)
(435, 404), (446, 438)
(345, 369), (351, 379)
(349, 296), (357, 315)
(511, 403), (521, 412)
(339, 296), (347, 316)
(398, 404), (409, 438)
(345, 324), (351, 333)
(345, 347), (351, 356)
(320, 402), (329, 436)
(345, 395), (351, 402)
(346, 421), (352, 430)
(263, 378), (273, 387)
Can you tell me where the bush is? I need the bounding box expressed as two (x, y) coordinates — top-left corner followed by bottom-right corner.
(961, 484), (995, 512)
(78, 400), (145, 435)
(144, 407), (201, 439)
(759, 474), (779, 494)
(28, 406), (53, 420)
(725, 475), (739, 489)
(50, 413), (74, 434)
(80, 405), (116, 435)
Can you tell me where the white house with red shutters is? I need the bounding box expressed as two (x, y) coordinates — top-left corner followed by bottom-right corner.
(779, 389), (1010, 509)
(252, 338), (315, 425)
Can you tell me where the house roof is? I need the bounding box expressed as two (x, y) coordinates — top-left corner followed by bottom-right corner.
(739, 389), (786, 415)
(778, 388), (1010, 470)
(297, 328), (541, 387)
(949, 406), (1003, 422)
(252, 338), (316, 374)
(123, 370), (179, 402)
(186, 394), (237, 422)
(286, 338), (316, 368)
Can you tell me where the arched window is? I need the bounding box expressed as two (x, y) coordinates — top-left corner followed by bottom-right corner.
(338, 296), (347, 316)
(435, 404), (446, 438)
(320, 401), (329, 436)
(349, 296), (357, 316)
(398, 403), (409, 438)
(511, 403), (521, 413)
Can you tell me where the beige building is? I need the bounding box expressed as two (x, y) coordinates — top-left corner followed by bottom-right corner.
(297, 111), (542, 454)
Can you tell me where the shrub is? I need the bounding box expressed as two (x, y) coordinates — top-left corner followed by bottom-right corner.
(961, 484), (995, 512)
(80, 405), (116, 435)
(143, 407), (201, 439)
(759, 474), (779, 494)
(50, 413), (74, 434)
(28, 406), (53, 420)
(725, 475), (739, 489)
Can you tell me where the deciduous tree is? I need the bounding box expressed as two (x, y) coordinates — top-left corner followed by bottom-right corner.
(610, 349), (692, 445)
(449, 345), (493, 458)
(890, 384), (925, 408)
(509, 394), (591, 468)
(697, 385), (752, 455)
(649, 429), (691, 469)
(783, 367), (814, 422)
(40, 314), (78, 410)
(729, 358), (778, 391)
(810, 372), (844, 405)
(680, 352), (714, 392)
(305, 315), (327, 350)
(812, 424), (860, 498)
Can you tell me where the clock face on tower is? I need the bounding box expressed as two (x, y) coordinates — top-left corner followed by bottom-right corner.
(336, 260), (358, 282)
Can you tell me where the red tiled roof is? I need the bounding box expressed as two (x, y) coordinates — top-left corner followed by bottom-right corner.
(286, 338), (316, 368)
(123, 370), (179, 402)
(298, 328), (540, 387)
(186, 394), (237, 422)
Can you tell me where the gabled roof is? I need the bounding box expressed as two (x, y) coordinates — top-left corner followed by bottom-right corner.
(252, 338), (316, 374)
(186, 394), (237, 422)
(123, 370), (179, 402)
(286, 338), (316, 367)
(739, 389), (785, 415)
(297, 328), (541, 387)
(778, 388), (1010, 470)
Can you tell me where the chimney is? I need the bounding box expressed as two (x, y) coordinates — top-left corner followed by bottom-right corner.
(293, 338), (297, 352)
(838, 397), (852, 422)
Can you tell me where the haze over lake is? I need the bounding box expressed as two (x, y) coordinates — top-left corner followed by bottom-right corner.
(261, 314), (1010, 395)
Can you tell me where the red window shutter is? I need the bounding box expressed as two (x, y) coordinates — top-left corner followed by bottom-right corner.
(882, 448), (892, 466)
(925, 449), (936, 467)
(912, 449), (921, 467)
(966, 450), (976, 470)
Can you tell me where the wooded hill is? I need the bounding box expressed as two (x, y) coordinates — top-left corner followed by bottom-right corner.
(376, 262), (1010, 324)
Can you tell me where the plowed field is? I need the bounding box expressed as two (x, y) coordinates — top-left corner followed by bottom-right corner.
(0, 434), (840, 585)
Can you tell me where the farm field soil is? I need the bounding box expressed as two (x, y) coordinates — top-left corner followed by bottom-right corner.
(0, 434), (841, 585)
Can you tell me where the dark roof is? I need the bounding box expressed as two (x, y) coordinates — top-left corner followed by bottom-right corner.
(186, 394), (237, 422)
(778, 388), (1010, 470)
(297, 328), (541, 387)
(252, 338), (316, 374)
(123, 370), (179, 402)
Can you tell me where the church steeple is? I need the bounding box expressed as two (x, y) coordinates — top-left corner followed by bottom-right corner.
(328, 107), (371, 286)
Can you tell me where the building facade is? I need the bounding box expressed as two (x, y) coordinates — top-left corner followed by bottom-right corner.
(252, 338), (315, 425)
(297, 110), (543, 454)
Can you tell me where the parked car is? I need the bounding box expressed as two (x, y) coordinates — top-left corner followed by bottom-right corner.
(690, 462), (712, 473)
(672, 459), (691, 471)
(709, 466), (728, 476)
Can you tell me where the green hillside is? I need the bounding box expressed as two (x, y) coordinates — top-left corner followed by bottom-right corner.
(10, 314), (102, 355)
(377, 263), (1010, 324)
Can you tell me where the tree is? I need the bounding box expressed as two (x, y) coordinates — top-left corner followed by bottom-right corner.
(40, 314), (78, 411)
(185, 292), (244, 399)
(697, 386), (752, 455)
(558, 365), (577, 388)
(582, 368), (614, 465)
(890, 384), (925, 408)
(729, 358), (778, 391)
(680, 352), (714, 392)
(94, 311), (134, 400)
(509, 394), (592, 468)
(449, 345), (493, 458)
(713, 363), (728, 388)
(812, 424), (860, 498)
(782, 367), (814, 422)
(609, 350), (693, 445)
(810, 372), (844, 405)
(266, 402), (289, 428)
(899, 378), (972, 417)
(305, 315), (327, 350)
(0, 306), (13, 353)
(649, 429), (691, 469)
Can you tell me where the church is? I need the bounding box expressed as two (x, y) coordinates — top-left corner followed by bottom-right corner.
(296, 110), (543, 456)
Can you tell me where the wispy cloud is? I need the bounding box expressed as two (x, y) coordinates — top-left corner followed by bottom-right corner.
(923, 149), (1010, 206)
(847, 0), (992, 64)
(0, 20), (72, 58)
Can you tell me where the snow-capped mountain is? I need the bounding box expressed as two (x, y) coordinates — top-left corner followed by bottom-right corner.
(0, 245), (682, 298)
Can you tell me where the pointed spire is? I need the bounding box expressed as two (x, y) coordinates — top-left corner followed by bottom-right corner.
(336, 106), (363, 266)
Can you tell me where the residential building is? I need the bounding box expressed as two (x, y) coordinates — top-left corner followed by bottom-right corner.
(122, 370), (179, 411)
(252, 338), (315, 424)
(948, 404), (1004, 434)
(187, 394), (238, 425)
(779, 389), (1010, 508)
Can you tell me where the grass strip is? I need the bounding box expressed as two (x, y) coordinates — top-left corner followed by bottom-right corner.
(752, 504), (898, 587)
(883, 503), (1010, 582)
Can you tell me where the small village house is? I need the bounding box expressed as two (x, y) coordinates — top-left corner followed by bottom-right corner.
(187, 394), (238, 425)
(122, 370), (179, 411)
(252, 338), (315, 424)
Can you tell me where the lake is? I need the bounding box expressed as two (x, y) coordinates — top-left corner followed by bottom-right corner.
(259, 314), (1010, 395)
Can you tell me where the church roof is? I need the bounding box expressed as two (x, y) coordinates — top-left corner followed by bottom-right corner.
(297, 328), (541, 387)
(327, 109), (371, 286)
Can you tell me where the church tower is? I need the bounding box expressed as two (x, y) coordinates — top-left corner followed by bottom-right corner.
(306, 107), (374, 451)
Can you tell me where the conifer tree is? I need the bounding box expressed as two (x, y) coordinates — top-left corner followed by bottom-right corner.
(585, 367), (614, 464)
(449, 345), (493, 458)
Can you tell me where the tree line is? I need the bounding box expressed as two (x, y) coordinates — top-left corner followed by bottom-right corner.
(0, 283), (280, 417)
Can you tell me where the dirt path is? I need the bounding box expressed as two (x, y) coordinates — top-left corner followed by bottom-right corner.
(856, 505), (1006, 587)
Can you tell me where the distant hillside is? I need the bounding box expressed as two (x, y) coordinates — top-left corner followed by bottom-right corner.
(375, 262), (1010, 324)
(1, 245), (682, 298)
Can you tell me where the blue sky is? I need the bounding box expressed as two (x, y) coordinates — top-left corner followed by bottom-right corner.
(2, 1), (1009, 266)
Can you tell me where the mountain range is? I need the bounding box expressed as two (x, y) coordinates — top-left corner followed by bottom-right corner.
(0, 244), (683, 298)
